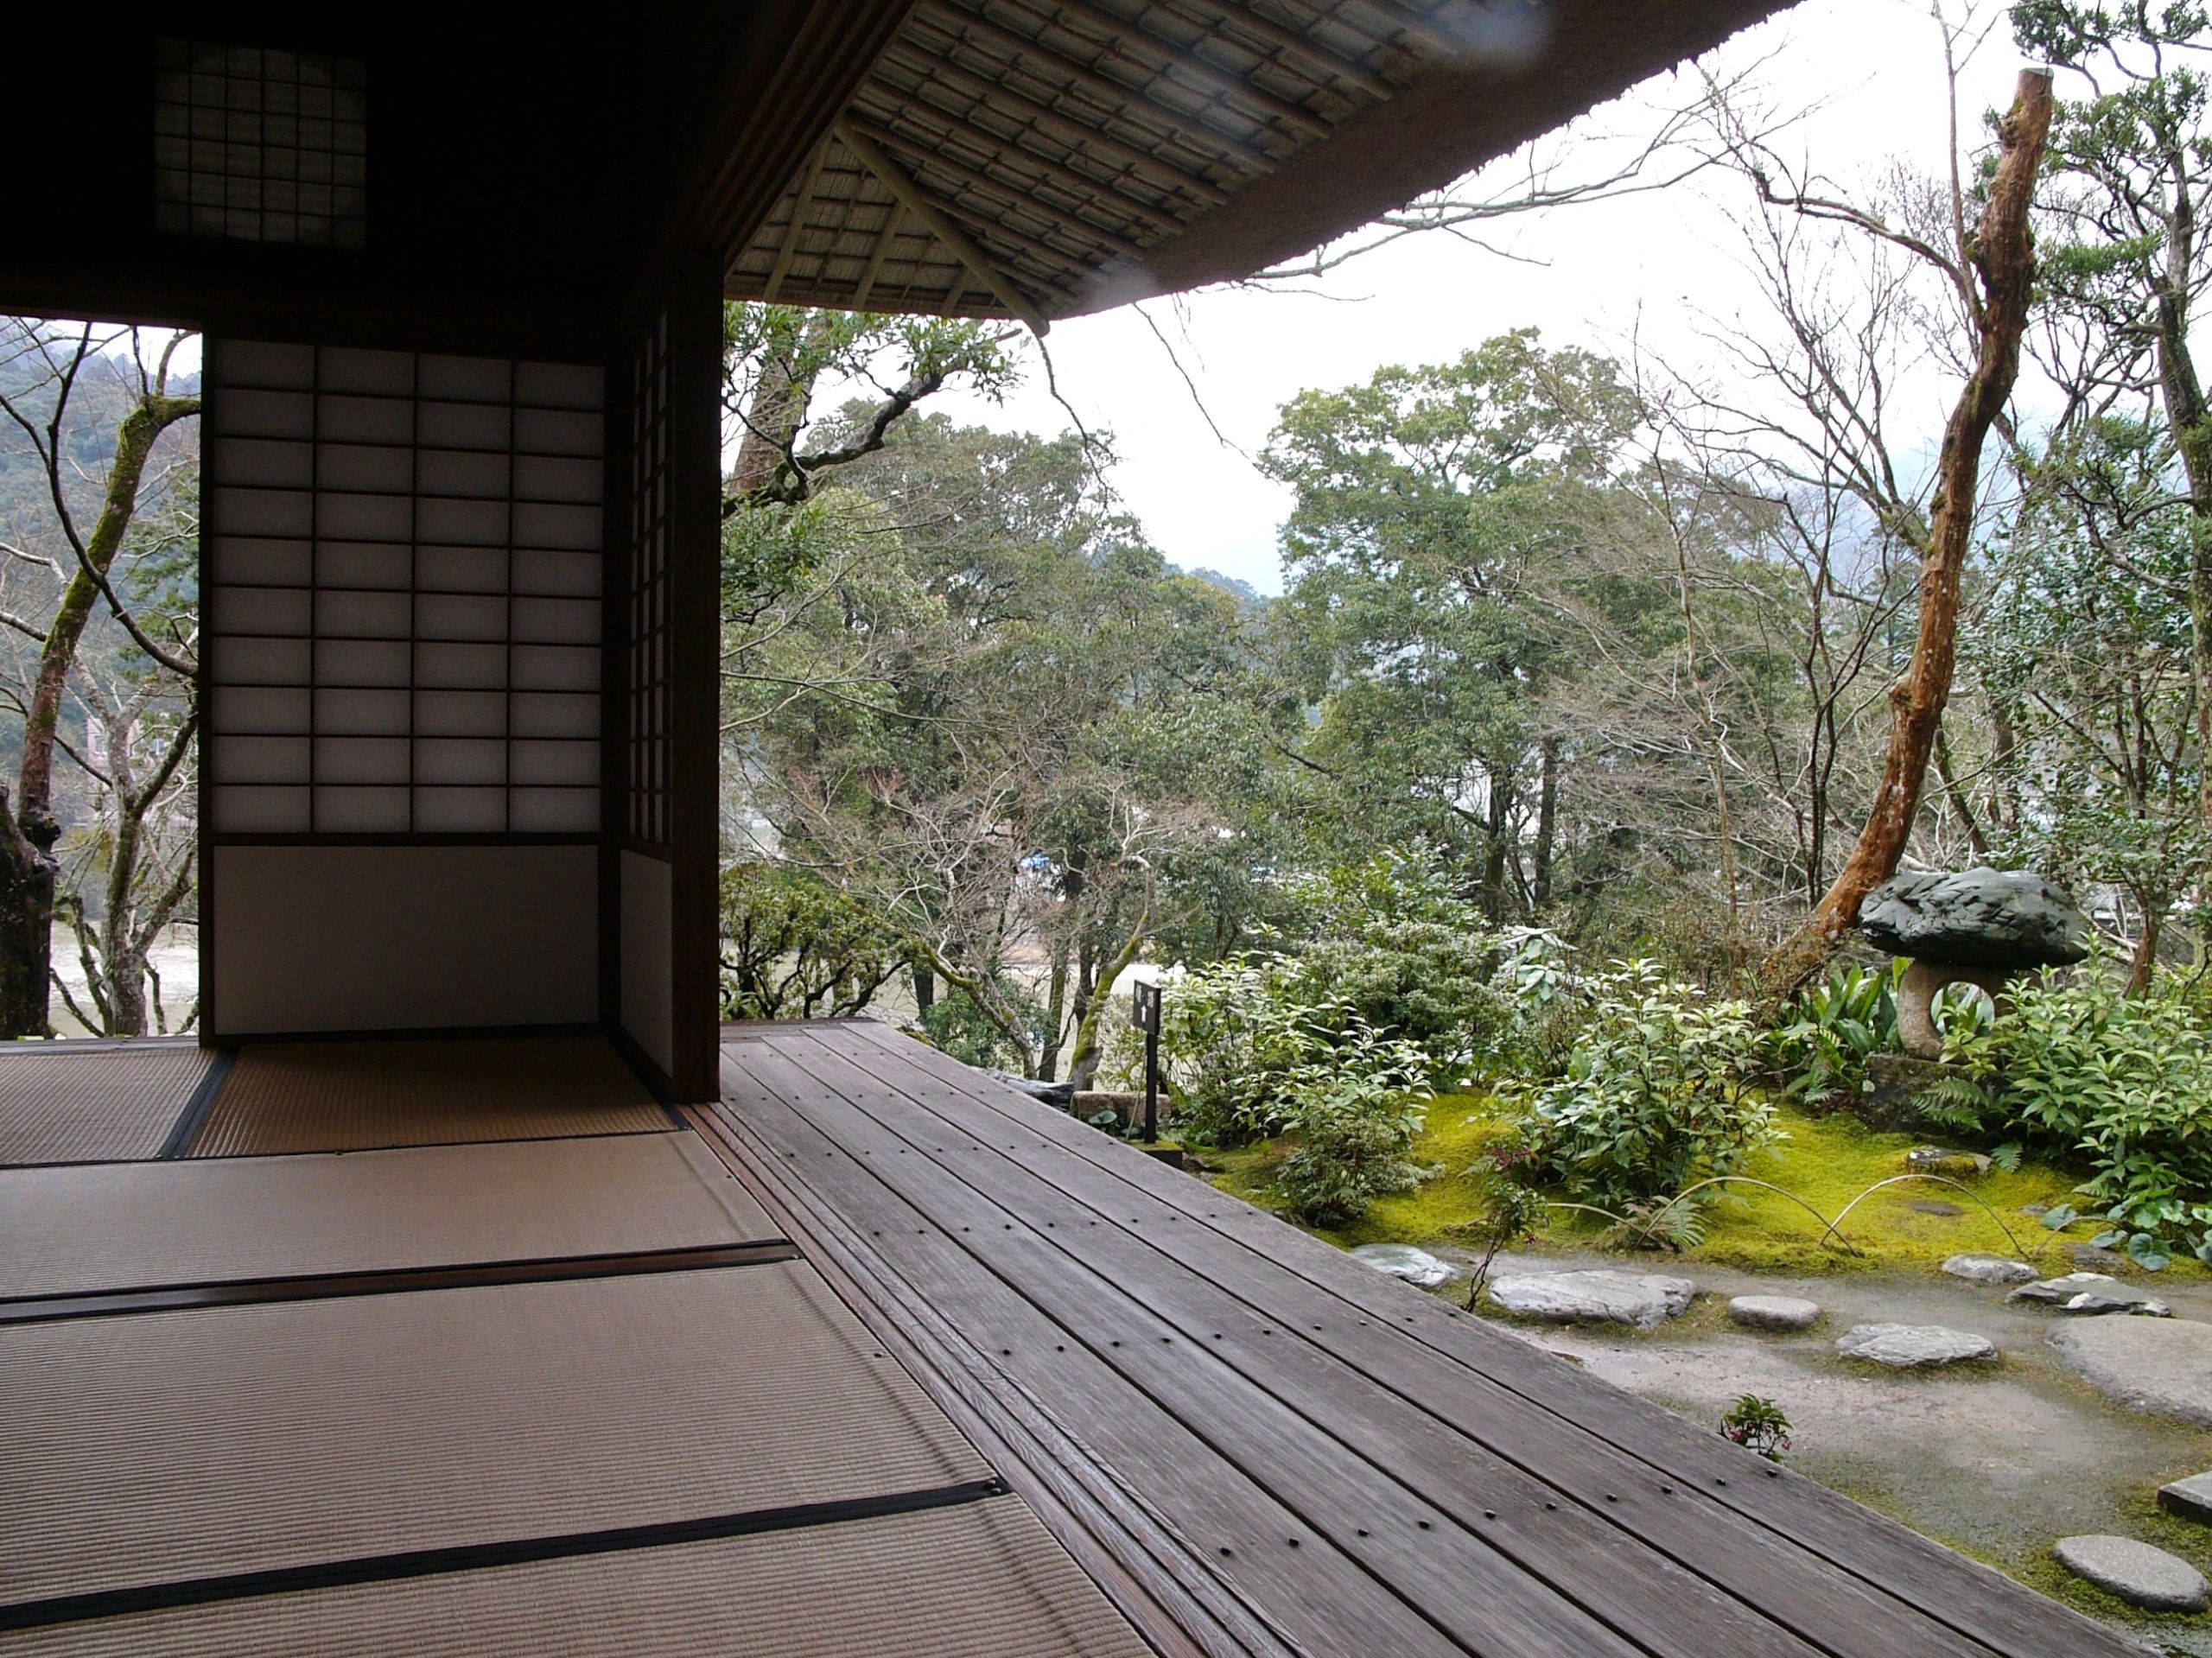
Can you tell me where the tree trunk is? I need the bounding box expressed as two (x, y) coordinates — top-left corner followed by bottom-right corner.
(1066, 881), (1152, 1092)
(911, 962), (935, 1015)
(5, 388), (197, 1037)
(1532, 737), (1560, 907)
(2126, 895), (2164, 996)
(0, 789), (54, 1038)
(1761, 68), (2053, 1001)
(2149, 194), (2212, 830)
(1039, 936), (1070, 1083)
(1478, 761), (1516, 924)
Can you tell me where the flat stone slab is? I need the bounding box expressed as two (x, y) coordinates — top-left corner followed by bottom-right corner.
(2052, 1534), (2211, 1611)
(1727, 1294), (1822, 1331)
(1835, 1323), (1998, 1369)
(1942, 1254), (2038, 1285)
(2052, 1318), (2212, 1426)
(1906, 1147), (1991, 1178)
(1350, 1243), (1459, 1288)
(1486, 1269), (1696, 1331)
(2010, 1273), (2171, 1318)
(2159, 1472), (2212, 1525)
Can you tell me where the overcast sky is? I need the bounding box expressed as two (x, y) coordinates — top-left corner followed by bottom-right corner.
(924, 0), (2037, 593)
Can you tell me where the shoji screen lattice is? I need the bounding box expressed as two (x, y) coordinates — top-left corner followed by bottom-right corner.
(626, 314), (671, 849)
(205, 341), (604, 836)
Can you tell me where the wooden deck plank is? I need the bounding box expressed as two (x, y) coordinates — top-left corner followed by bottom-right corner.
(741, 1022), (2145, 1658)
(749, 1029), (1977, 1658)
(718, 1050), (1471, 1658)
(833, 1022), (2152, 1658)
(732, 1038), (1780, 1658)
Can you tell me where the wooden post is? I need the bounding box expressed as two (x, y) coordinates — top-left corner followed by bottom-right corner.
(664, 250), (724, 1103)
(1134, 976), (1161, 1143)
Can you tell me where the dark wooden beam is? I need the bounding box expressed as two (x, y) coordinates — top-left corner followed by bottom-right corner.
(664, 249), (726, 1103)
(1087, 0), (1793, 308)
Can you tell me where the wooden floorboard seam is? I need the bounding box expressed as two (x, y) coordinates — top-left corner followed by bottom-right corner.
(739, 1024), (2143, 1658)
(733, 1044), (1711, 1658)
(707, 1073), (1477, 1658)
(690, 1099), (1268, 1658)
(742, 1035), (1904, 1658)
(821, 1020), (2143, 1658)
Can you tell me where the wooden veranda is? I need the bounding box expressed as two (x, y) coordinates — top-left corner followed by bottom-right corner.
(0, 1025), (2150, 1655)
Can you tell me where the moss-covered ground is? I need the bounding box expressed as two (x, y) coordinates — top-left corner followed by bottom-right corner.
(1204, 1091), (2190, 1279)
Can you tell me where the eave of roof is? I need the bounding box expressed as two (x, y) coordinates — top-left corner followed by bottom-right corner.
(723, 0), (1793, 323)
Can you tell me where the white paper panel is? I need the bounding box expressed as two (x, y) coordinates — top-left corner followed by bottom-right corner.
(318, 543), (410, 588)
(414, 786), (506, 831)
(512, 787), (601, 832)
(212, 785), (311, 833)
(212, 688), (311, 734)
(315, 687), (410, 735)
(207, 339), (607, 838)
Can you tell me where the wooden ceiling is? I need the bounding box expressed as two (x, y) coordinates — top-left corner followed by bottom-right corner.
(725, 0), (1792, 326)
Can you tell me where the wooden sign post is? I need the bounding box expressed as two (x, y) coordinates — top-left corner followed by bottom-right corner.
(1132, 976), (1162, 1143)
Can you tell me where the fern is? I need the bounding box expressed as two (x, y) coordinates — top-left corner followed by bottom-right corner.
(1912, 1072), (1994, 1129)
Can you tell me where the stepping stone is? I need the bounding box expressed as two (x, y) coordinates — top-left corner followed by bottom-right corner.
(1486, 1269), (1696, 1331)
(2073, 1244), (2130, 1271)
(1727, 1294), (1822, 1332)
(1835, 1323), (1998, 1369)
(2052, 1318), (2212, 1426)
(1942, 1254), (2038, 1285)
(1351, 1243), (1459, 1288)
(1904, 1198), (1965, 1217)
(2052, 1534), (2210, 1611)
(2158, 1472), (2212, 1525)
(1907, 1147), (1992, 1177)
(2010, 1273), (2171, 1318)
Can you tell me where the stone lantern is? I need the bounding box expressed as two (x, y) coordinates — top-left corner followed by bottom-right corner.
(1858, 868), (2092, 1058)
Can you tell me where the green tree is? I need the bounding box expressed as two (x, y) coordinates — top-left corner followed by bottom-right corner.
(0, 321), (200, 1037)
(1262, 330), (1641, 920)
(2014, 0), (2212, 824)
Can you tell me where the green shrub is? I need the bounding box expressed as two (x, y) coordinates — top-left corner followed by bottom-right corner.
(1516, 962), (1777, 1208)
(1154, 956), (1319, 1144)
(919, 981), (1045, 1073)
(1933, 962), (2212, 1267)
(1767, 961), (1901, 1108)
(1276, 1020), (1434, 1225)
(720, 862), (910, 1020)
(1272, 851), (1510, 1064)
(1492, 925), (1586, 1074)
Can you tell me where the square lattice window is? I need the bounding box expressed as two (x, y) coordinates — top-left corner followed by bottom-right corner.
(155, 40), (366, 249)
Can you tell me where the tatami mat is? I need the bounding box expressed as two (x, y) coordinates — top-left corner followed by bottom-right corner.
(186, 1036), (669, 1156)
(0, 1045), (213, 1166)
(1, 1264), (986, 1607)
(3, 1497), (1154, 1658)
(0, 1133), (775, 1300)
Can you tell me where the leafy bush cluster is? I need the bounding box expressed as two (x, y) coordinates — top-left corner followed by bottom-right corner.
(1929, 964), (2212, 1268)
(1515, 962), (1777, 1210)
(1275, 1020), (1435, 1225)
(721, 862), (911, 1020)
(1268, 853), (1513, 1061)
(1767, 962), (1901, 1107)
(1150, 849), (1497, 1221)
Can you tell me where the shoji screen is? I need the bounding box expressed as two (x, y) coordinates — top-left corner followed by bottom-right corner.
(616, 312), (674, 1080)
(609, 264), (720, 1102)
(202, 339), (605, 1035)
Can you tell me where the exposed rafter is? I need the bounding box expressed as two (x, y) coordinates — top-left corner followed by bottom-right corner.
(833, 120), (1053, 334)
(726, 0), (1797, 326)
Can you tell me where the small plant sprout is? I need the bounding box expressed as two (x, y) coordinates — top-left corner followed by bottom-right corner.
(1719, 1394), (1793, 1462)
(1465, 1148), (1546, 1309)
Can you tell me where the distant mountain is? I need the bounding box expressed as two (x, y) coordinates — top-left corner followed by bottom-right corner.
(1181, 566), (1268, 612)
